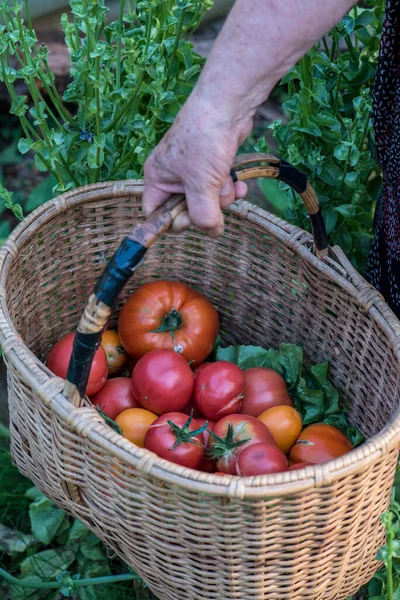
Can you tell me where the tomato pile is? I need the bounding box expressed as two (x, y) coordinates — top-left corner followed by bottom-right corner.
(47, 279), (358, 476)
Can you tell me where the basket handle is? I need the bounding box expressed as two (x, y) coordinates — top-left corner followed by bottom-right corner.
(63, 152), (327, 406)
(232, 152), (328, 257)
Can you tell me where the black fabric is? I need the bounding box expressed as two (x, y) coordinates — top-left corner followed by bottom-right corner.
(365, 0), (400, 316)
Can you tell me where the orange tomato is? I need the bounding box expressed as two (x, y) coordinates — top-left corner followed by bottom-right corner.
(101, 330), (127, 376)
(290, 423), (353, 465)
(258, 406), (303, 455)
(115, 408), (158, 448)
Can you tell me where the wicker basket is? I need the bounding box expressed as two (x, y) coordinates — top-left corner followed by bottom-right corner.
(1, 153), (400, 600)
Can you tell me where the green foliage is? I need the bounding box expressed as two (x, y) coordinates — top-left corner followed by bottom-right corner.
(360, 466), (400, 600)
(0, 434), (156, 599)
(0, 0), (212, 196)
(256, 2), (385, 273)
(214, 342), (363, 446)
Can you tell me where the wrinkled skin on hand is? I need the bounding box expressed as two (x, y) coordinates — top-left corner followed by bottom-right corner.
(143, 95), (251, 238)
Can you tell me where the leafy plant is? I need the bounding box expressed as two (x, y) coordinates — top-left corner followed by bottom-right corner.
(214, 342), (363, 446)
(0, 0), (212, 195)
(255, 1), (385, 273)
(0, 431), (156, 599)
(358, 466), (400, 600)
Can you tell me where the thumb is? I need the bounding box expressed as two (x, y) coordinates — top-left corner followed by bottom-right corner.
(142, 184), (171, 218)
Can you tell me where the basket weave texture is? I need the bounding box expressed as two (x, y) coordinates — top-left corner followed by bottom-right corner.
(1, 180), (400, 600)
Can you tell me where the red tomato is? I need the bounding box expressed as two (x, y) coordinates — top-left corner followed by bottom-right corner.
(144, 412), (206, 469)
(214, 472), (232, 476)
(240, 367), (293, 417)
(47, 332), (108, 396)
(196, 418), (216, 472)
(194, 362), (245, 420)
(131, 349), (194, 415)
(118, 280), (219, 366)
(193, 362), (212, 380)
(90, 377), (140, 420)
(288, 462), (312, 471)
(237, 442), (288, 476)
(208, 414), (276, 474)
(290, 423), (353, 465)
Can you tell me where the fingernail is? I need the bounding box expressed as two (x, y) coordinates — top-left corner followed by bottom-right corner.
(221, 178), (232, 196)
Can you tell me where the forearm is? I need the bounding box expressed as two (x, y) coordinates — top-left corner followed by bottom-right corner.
(193, 0), (357, 122)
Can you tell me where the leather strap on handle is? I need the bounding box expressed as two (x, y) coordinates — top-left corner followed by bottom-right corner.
(232, 153), (328, 257)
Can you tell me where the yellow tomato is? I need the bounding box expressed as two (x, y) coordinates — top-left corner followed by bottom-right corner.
(258, 406), (303, 455)
(115, 408), (158, 448)
(101, 330), (127, 376)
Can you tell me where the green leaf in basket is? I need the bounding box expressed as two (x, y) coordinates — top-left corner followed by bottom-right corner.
(214, 341), (363, 446)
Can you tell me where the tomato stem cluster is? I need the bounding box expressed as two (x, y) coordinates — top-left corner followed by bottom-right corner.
(151, 309), (183, 343)
(206, 424), (251, 461)
(167, 412), (208, 451)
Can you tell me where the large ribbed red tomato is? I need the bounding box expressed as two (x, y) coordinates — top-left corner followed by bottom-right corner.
(118, 280), (219, 366)
(47, 333), (108, 396)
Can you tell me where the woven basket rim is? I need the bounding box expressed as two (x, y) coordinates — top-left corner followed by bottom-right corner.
(1, 180), (400, 499)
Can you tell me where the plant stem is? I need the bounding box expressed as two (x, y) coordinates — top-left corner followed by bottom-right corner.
(144, 6), (154, 57)
(166, 8), (186, 84)
(298, 54), (312, 124)
(322, 36), (330, 56)
(139, 114), (157, 176)
(23, 0), (33, 35)
(333, 73), (342, 115)
(0, 567), (139, 590)
(95, 56), (101, 181)
(353, 6), (359, 52)
(105, 70), (144, 133)
(387, 524), (394, 600)
(116, 0), (125, 89)
(345, 35), (358, 62)
(330, 31), (337, 62)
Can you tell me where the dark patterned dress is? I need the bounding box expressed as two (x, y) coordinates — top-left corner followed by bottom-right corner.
(366, 0), (400, 316)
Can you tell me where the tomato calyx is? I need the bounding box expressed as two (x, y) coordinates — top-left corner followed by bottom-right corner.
(96, 406), (122, 435)
(206, 423), (251, 460)
(151, 309), (183, 342)
(167, 412), (208, 450)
